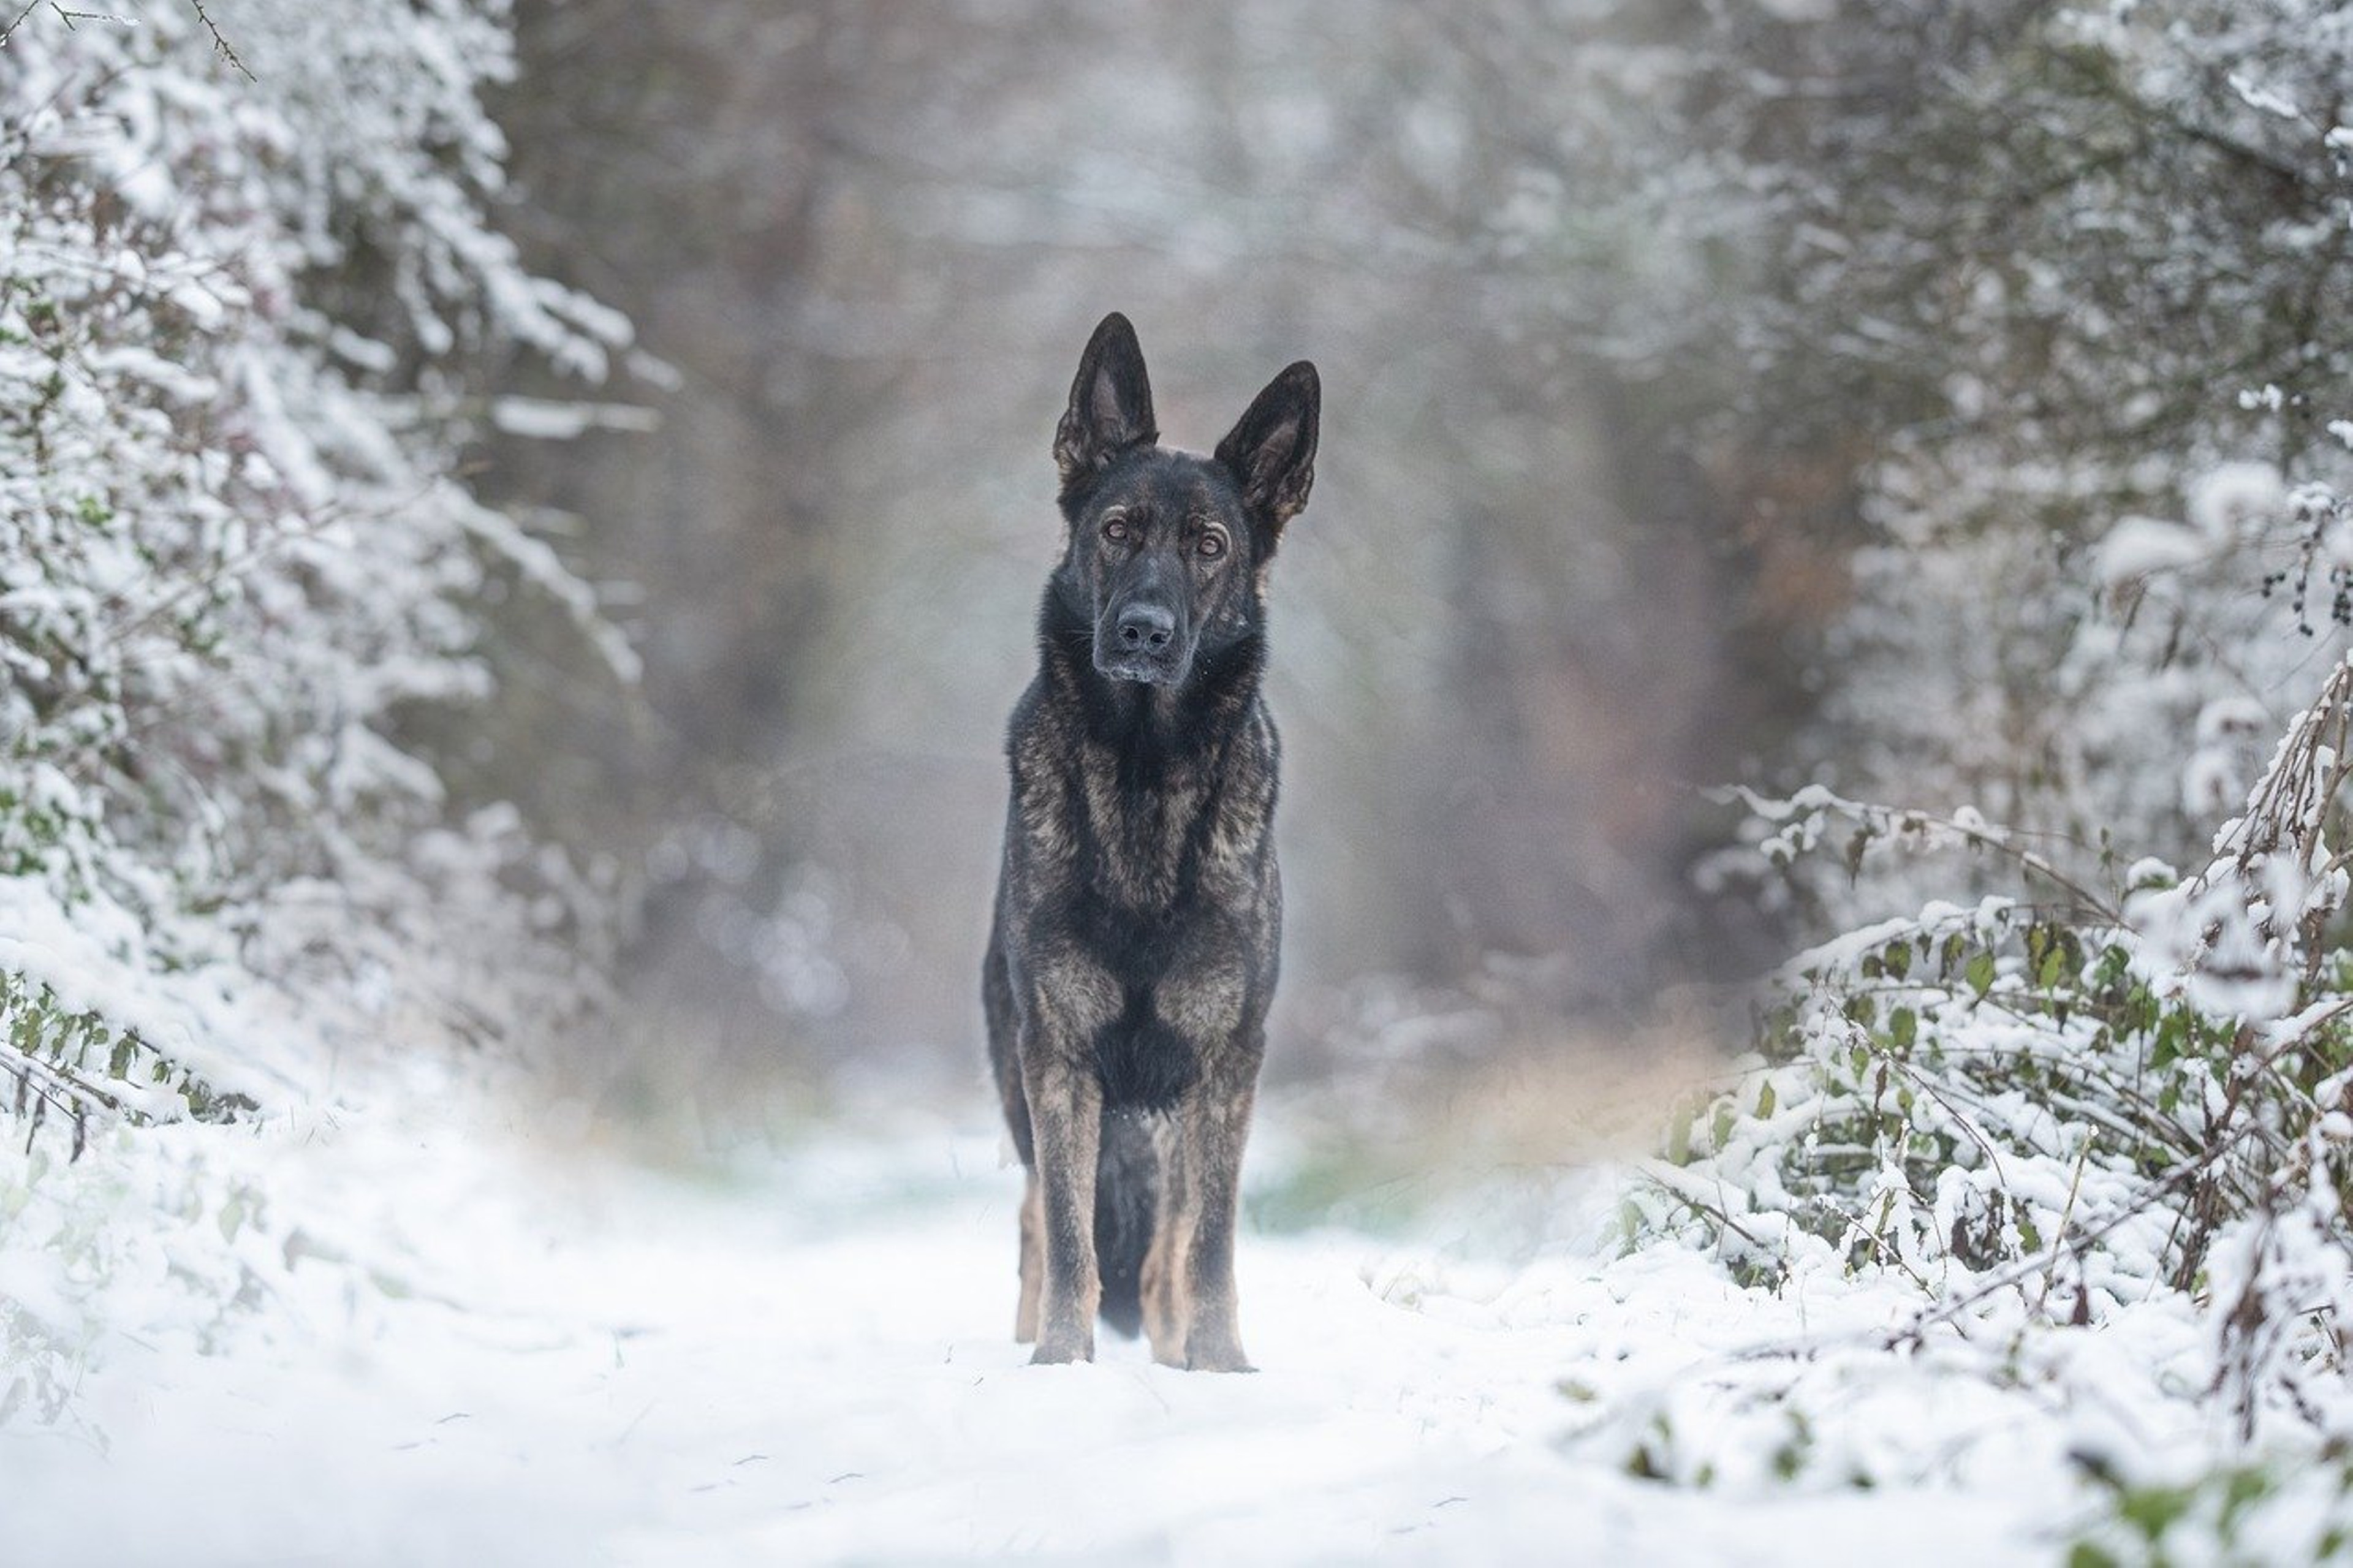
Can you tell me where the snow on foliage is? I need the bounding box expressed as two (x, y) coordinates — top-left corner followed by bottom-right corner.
(0, 1), (626, 1424)
(1555, 4), (2353, 1550)
(1630, 662), (2353, 1558)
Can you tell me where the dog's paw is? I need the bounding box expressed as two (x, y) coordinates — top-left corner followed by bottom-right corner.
(1184, 1338), (1256, 1374)
(1028, 1332), (1096, 1366)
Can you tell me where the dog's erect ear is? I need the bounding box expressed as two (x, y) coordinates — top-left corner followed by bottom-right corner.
(1215, 360), (1319, 542)
(1055, 312), (1158, 488)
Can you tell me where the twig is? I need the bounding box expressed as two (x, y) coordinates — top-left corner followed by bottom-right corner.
(185, 0), (250, 80)
(1887, 1126), (2265, 1349)
(1724, 783), (2126, 925)
(50, 6), (140, 30)
(2032, 1140), (2094, 1319)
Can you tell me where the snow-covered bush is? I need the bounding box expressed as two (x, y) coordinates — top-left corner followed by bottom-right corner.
(2069, 1454), (2353, 1567)
(1569, 0), (2353, 1531)
(1645, 655), (2353, 1447)
(1, 0), (628, 1420)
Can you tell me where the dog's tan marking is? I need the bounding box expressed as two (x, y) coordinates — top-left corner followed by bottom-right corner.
(1015, 1172), (1044, 1343)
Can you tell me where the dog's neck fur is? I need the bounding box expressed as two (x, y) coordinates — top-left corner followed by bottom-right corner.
(1036, 582), (1265, 784)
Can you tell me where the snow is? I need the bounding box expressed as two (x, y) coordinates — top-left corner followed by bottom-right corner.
(2094, 515), (2205, 583)
(2226, 73), (2304, 123)
(0, 1073), (2300, 1566)
(489, 396), (663, 441)
(2185, 461), (2286, 539)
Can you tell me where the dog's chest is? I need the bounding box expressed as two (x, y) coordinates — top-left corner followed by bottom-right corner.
(1077, 748), (1210, 909)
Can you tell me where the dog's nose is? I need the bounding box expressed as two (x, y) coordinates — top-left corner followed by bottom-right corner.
(1115, 604), (1175, 653)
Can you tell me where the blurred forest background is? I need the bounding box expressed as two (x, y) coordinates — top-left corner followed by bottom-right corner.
(468, 0), (2353, 1120)
(476, 1), (1765, 1109)
(11, 0), (2350, 1135)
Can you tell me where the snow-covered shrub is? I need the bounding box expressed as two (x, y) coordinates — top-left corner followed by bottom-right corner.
(2069, 1454), (2353, 1567)
(1, 1), (628, 1418)
(1, 0), (629, 1099)
(1645, 657), (2353, 1444)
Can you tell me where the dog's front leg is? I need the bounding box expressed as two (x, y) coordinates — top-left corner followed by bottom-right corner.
(1014, 1170), (1044, 1343)
(1021, 1047), (1103, 1364)
(1177, 1075), (1257, 1373)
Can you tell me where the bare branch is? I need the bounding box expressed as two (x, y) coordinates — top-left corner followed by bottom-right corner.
(0, 0), (39, 48)
(186, 0), (251, 80)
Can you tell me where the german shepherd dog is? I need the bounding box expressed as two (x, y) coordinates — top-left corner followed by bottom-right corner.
(983, 312), (1318, 1370)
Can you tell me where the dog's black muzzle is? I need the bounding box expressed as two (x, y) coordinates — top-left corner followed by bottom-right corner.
(1096, 599), (1189, 685)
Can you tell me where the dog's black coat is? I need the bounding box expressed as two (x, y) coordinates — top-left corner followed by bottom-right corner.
(983, 312), (1317, 1369)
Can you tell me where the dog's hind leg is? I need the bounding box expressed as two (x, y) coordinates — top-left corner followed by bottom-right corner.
(1094, 1111), (1156, 1338)
(1015, 1170), (1044, 1343)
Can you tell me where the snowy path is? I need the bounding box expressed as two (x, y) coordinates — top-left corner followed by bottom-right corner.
(6, 1102), (2091, 1564)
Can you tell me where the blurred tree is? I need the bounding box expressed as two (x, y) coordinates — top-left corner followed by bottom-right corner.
(482, 0), (1776, 1097)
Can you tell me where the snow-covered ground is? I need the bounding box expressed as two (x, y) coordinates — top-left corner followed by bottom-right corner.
(0, 1078), (2263, 1564)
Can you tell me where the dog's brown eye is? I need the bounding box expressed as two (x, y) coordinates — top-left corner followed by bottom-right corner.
(1197, 532), (1226, 559)
(1102, 518), (1130, 543)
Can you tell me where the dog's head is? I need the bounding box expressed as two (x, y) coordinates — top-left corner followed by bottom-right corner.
(1048, 312), (1318, 688)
